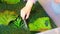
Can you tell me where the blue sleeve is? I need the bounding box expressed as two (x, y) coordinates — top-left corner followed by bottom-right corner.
(51, 0), (60, 15)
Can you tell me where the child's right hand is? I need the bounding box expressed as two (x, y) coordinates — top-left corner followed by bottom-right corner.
(20, 6), (31, 20)
(20, 0), (34, 20)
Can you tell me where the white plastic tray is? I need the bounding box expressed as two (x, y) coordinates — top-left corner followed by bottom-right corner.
(36, 28), (60, 34)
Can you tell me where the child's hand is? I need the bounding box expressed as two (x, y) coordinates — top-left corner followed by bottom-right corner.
(20, 0), (34, 20)
(55, 0), (60, 4)
(20, 6), (31, 20)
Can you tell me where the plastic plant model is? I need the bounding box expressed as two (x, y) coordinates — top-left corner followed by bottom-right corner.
(0, 10), (18, 25)
(29, 17), (52, 32)
(1, 0), (20, 4)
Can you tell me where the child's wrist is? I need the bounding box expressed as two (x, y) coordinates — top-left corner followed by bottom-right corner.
(25, 0), (34, 8)
(27, 0), (37, 3)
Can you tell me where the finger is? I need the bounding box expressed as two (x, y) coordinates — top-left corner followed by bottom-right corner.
(21, 13), (25, 20)
(20, 10), (25, 20)
(26, 12), (30, 19)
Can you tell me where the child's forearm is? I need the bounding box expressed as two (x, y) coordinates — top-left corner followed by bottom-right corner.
(25, 0), (34, 9)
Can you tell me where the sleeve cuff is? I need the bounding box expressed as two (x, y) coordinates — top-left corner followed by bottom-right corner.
(28, 0), (37, 3)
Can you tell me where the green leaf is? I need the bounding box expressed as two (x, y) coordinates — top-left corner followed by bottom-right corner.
(13, 17), (21, 28)
(1, 0), (20, 4)
(0, 10), (18, 25)
(29, 17), (52, 31)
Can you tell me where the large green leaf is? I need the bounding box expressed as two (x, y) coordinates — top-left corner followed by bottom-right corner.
(0, 25), (31, 34)
(0, 10), (18, 25)
(29, 17), (52, 32)
(1, 0), (20, 4)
